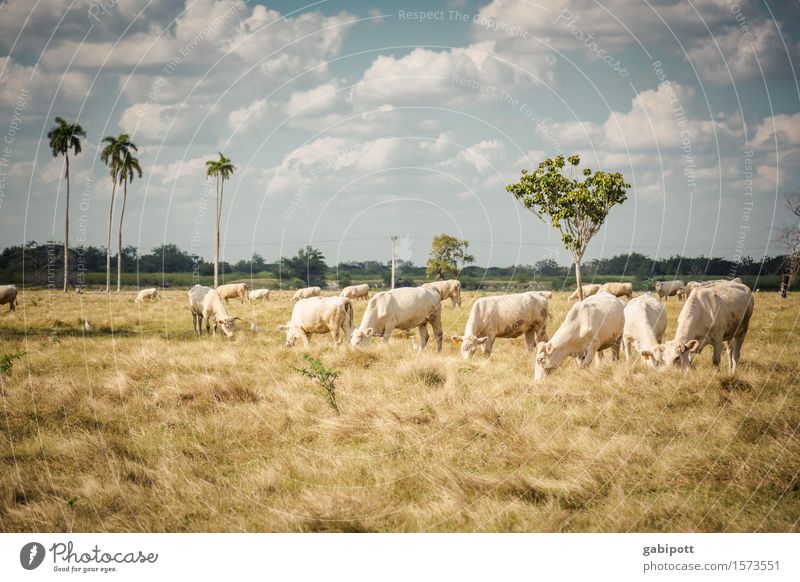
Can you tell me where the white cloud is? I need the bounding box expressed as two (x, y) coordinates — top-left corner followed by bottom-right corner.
(285, 83), (339, 117)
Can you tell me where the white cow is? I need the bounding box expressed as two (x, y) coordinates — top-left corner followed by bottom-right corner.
(654, 280), (685, 301)
(188, 284), (239, 337)
(249, 288), (270, 302)
(0, 284), (18, 312)
(134, 288), (158, 303)
(452, 292), (548, 359)
(680, 278), (744, 299)
(641, 283), (753, 372)
(351, 287), (443, 352)
(340, 284), (369, 301)
(278, 296), (354, 348)
(291, 286), (322, 301)
(216, 282), (249, 303)
(622, 294), (667, 366)
(599, 282), (633, 299)
(568, 284), (602, 301)
(534, 293), (625, 381)
(423, 280), (462, 307)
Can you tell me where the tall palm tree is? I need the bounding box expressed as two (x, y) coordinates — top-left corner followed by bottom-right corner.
(47, 117), (86, 292)
(205, 152), (235, 288)
(100, 134), (136, 293)
(116, 151), (143, 292)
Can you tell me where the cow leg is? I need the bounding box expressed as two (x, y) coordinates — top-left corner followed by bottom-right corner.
(579, 346), (597, 368)
(610, 336), (621, 361)
(483, 335), (496, 356)
(382, 325), (393, 343)
(711, 340), (722, 368)
(594, 348), (604, 368)
(728, 335), (744, 373)
(536, 322), (548, 344)
(416, 325), (429, 353)
(622, 336), (632, 360)
(301, 331), (310, 348)
(524, 329), (537, 351)
(331, 324), (341, 346)
(431, 311), (443, 353)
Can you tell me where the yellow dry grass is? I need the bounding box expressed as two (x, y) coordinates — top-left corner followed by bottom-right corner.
(0, 288), (798, 532)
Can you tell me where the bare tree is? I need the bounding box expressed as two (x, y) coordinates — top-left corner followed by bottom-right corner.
(779, 193), (800, 287)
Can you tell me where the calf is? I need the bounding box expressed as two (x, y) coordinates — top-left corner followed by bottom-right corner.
(188, 284), (239, 337)
(534, 293), (625, 380)
(278, 296), (354, 348)
(622, 294), (667, 367)
(452, 291), (548, 359)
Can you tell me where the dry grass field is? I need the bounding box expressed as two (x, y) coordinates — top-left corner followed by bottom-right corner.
(1, 288), (798, 532)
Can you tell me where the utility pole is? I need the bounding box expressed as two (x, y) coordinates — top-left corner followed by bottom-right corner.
(390, 236), (398, 289)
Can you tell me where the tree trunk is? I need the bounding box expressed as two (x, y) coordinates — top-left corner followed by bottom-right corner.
(214, 176), (222, 288)
(63, 153), (70, 292)
(106, 179), (117, 293)
(574, 252), (584, 301)
(117, 179), (127, 292)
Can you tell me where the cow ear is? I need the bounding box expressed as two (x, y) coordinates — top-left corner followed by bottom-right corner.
(545, 342), (554, 355)
(278, 325), (289, 331)
(640, 350), (654, 360)
(476, 337), (489, 344)
(685, 340), (700, 352)
(365, 327), (374, 336)
(451, 335), (463, 345)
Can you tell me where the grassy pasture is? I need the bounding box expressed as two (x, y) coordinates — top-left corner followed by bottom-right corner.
(0, 288), (798, 532)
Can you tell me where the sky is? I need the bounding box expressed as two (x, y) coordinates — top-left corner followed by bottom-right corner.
(0, 0), (798, 269)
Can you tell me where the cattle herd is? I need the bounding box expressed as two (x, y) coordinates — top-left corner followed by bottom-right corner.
(175, 276), (755, 380)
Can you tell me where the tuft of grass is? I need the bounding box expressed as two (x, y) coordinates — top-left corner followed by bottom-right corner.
(291, 354), (340, 414)
(0, 351), (24, 376)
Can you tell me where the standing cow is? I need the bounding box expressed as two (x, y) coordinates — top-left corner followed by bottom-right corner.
(291, 286), (322, 301)
(423, 280), (462, 307)
(351, 287), (443, 352)
(0, 284), (18, 312)
(599, 282), (633, 299)
(534, 293), (625, 380)
(622, 294), (667, 366)
(216, 283), (249, 303)
(641, 283), (753, 372)
(340, 284), (369, 301)
(278, 296), (354, 348)
(654, 280), (685, 301)
(452, 291), (548, 359)
(568, 284), (602, 301)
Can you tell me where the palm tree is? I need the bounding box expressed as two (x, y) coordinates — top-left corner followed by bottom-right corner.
(205, 152), (235, 288)
(116, 151), (143, 291)
(47, 117), (86, 292)
(100, 134), (136, 293)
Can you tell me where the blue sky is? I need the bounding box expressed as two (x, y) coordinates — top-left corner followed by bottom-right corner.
(0, 0), (798, 268)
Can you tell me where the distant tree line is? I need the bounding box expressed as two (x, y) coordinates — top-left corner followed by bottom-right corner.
(0, 241), (790, 289)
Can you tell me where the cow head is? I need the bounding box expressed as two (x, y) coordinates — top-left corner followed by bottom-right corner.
(278, 323), (300, 347)
(641, 339), (699, 368)
(534, 341), (556, 381)
(350, 327), (374, 347)
(216, 316), (239, 337)
(451, 335), (488, 359)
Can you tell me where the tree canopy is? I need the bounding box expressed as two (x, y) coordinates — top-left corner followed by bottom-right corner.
(425, 234), (475, 280)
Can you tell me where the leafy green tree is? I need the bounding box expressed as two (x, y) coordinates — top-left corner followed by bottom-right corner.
(425, 234), (475, 280)
(281, 246), (327, 288)
(47, 117), (86, 292)
(205, 152), (235, 287)
(506, 154), (629, 300)
(116, 151), (143, 291)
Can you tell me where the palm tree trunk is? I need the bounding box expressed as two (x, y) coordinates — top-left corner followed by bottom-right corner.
(106, 179), (117, 293)
(117, 179), (127, 292)
(63, 153), (70, 292)
(213, 176), (220, 288)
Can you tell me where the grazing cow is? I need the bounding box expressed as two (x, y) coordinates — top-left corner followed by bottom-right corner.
(351, 287), (443, 352)
(534, 293), (625, 381)
(452, 291), (549, 359)
(340, 284), (369, 301)
(188, 284), (239, 337)
(681, 278), (743, 299)
(278, 296), (354, 348)
(291, 286), (322, 301)
(216, 282), (249, 303)
(599, 282), (633, 299)
(249, 289), (270, 302)
(423, 280), (462, 307)
(654, 280), (685, 301)
(641, 283), (753, 372)
(567, 284), (601, 301)
(0, 284), (18, 312)
(622, 294), (667, 367)
(134, 288), (158, 303)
